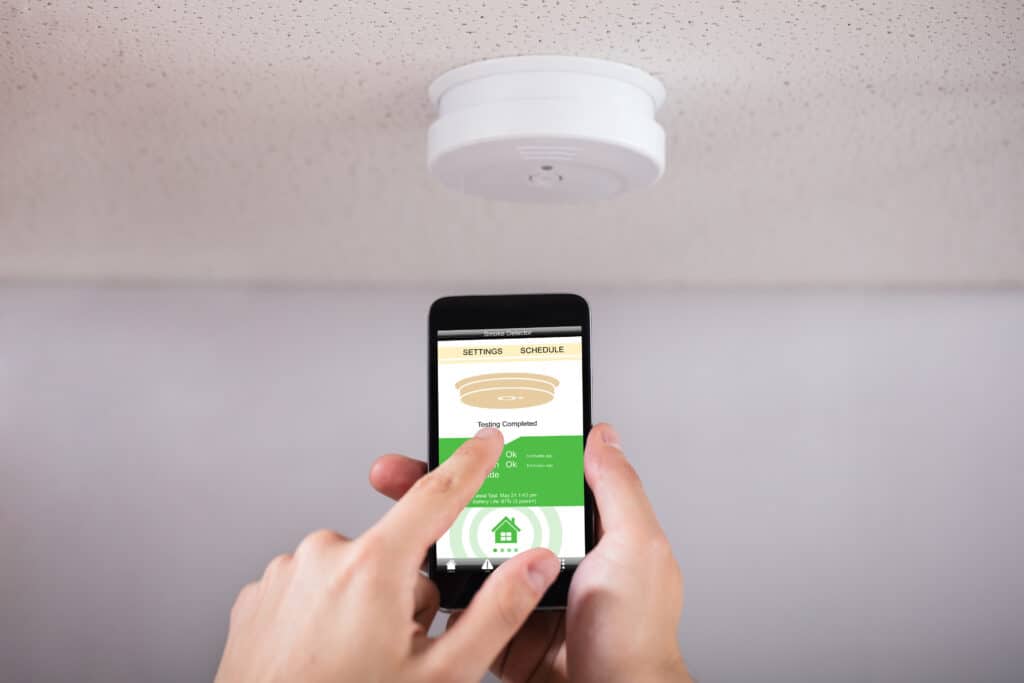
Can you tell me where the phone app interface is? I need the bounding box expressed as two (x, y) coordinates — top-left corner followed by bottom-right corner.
(436, 325), (585, 573)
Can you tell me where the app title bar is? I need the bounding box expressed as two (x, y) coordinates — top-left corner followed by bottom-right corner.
(437, 325), (583, 340)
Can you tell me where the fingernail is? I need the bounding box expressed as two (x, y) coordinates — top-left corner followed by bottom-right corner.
(475, 427), (501, 439)
(526, 554), (560, 593)
(602, 424), (622, 449)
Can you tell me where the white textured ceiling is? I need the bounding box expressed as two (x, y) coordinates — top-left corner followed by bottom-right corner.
(2, 1), (1022, 286)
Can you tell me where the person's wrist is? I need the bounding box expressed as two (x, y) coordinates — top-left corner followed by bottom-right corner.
(655, 651), (693, 683)
(598, 651), (692, 679)
(616, 648), (691, 683)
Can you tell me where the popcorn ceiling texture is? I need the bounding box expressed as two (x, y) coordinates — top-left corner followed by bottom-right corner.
(1, 1), (1022, 286)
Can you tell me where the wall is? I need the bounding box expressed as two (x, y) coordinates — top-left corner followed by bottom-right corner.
(2, 287), (1022, 683)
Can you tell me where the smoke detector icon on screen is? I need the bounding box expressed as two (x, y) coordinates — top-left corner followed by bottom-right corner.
(456, 373), (559, 409)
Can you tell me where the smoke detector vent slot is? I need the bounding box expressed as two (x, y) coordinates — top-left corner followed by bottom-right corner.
(517, 145), (581, 161)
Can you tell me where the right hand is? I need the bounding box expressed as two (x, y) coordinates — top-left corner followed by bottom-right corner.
(216, 428), (560, 683)
(369, 423), (692, 683)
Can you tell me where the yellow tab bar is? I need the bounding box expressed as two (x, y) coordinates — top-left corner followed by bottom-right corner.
(439, 341), (582, 363)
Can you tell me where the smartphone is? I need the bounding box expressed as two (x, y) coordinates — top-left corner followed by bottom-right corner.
(428, 293), (595, 610)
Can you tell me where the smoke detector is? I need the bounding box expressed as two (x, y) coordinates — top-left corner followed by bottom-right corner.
(427, 56), (666, 203)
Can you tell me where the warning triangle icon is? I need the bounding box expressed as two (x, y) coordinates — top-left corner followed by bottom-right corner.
(481, 559), (493, 571)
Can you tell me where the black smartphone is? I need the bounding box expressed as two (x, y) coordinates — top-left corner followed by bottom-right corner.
(428, 293), (595, 610)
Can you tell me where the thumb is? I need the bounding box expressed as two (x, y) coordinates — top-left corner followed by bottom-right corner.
(425, 548), (559, 678)
(584, 423), (662, 536)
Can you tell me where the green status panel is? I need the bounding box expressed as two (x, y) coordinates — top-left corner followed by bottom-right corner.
(438, 435), (584, 507)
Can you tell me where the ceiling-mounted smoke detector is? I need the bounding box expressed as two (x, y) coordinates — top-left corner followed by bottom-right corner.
(427, 56), (666, 203)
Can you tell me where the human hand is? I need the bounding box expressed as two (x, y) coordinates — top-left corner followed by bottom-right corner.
(369, 423), (691, 683)
(216, 428), (561, 683)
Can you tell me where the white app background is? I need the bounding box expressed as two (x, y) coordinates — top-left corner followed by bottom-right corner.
(436, 336), (583, 441)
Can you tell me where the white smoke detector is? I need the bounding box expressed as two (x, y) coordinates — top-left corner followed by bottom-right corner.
(427, 56), (666, 203)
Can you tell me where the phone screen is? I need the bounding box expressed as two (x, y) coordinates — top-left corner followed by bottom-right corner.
(434, 325), (586, 574)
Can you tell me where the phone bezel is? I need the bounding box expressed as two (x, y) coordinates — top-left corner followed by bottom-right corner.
(427, 293), (594, 610)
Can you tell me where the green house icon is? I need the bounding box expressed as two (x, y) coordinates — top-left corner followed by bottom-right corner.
(491, 516), (521, 545)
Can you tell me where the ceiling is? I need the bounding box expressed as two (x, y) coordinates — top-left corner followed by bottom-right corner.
(2, 1), (1022, 287)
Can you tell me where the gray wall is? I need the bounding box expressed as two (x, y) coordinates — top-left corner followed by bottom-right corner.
(2, 287), (1022, 683)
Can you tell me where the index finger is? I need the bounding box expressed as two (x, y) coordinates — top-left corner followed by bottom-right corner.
(369, 427), (503, 568)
